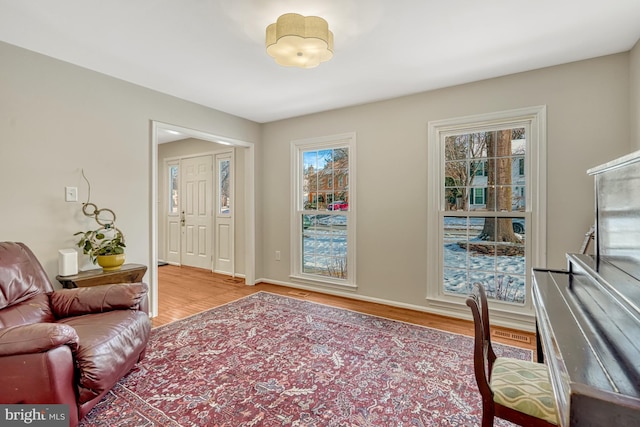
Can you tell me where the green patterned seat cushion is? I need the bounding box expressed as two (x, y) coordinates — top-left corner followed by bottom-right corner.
(490, 357), (559, 425)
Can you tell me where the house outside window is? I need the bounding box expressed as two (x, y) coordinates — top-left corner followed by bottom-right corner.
(291, 133), (356, 287)
(467, 157), (525, 210)
(428, 106), (546, 321)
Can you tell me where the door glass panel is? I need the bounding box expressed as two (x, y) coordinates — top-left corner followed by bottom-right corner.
(218, 159), (230, 214)
(168, 164), (179, 214)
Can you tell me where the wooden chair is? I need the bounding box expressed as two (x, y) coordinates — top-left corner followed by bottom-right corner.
(466, 283), (559, 426)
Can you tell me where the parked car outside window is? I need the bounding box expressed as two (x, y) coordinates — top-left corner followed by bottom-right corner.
(303, 215), (312, 229)
(327, 201), (348, 211)
(512, 218), (525, 234)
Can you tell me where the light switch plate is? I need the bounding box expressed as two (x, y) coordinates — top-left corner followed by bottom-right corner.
(65, 186), (78, 202)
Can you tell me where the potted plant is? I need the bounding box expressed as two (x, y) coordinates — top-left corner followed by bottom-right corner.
(74, 226), (126, 271)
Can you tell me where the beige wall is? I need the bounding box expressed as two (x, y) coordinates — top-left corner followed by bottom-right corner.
(2, 38), (637, 326)
(631, 39), (640, 150)
(0, 41), (260, 285)
(261, 53), (631, 312)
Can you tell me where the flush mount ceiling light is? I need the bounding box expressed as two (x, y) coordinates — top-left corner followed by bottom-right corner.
(266, 13), (334, 69)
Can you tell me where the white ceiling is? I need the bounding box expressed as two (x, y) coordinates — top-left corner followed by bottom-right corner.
(1, 0), (639, 124)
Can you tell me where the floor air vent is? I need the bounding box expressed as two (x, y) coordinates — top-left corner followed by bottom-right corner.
(288, 291), (310, 297)
(492, 329), (531, 344)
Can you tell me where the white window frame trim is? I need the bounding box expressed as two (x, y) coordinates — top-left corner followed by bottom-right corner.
(290, 132), (357, 289)
(427, 106), (547, 330)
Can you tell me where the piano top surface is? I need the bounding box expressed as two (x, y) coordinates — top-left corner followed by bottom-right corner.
(533, 254), (640, 426)
(533, 254), (640, 397)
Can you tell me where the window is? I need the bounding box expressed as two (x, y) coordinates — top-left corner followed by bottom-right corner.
(218, 157), (231, 215)
(168, 162), (179, 214)
(472, 161), (487, 177)
(291, 133), (356, 287)
(518, 157), (525, 176)
(471, 187), (485, 205)
(428, 107), (546, 319)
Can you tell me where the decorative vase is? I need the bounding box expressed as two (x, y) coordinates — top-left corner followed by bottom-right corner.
(97, 254), (125, 271)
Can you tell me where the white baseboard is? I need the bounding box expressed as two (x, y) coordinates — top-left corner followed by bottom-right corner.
(255, 276), (536, 333)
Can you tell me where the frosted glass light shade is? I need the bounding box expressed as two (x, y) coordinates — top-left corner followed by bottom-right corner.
(266, 13), (334, 68)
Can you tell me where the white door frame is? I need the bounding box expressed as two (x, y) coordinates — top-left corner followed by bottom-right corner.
(149, 120), (256, 318)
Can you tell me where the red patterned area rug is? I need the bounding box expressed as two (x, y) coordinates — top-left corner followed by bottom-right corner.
(79, 292), (529, 426)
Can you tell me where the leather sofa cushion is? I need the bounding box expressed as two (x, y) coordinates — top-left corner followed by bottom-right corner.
(50, 282), (148, 318)
(0, 293), (56, 328)
(0, 242), (54, 309)
(59, 310), (151, 403)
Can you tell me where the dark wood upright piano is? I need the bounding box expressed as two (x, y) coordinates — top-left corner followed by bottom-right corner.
(532, 150), (640, 426)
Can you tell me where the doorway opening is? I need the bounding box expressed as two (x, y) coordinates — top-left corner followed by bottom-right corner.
(150, 121), (255, 318)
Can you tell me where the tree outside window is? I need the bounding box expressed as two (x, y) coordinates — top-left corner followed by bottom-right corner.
(443, 128), (527, 304)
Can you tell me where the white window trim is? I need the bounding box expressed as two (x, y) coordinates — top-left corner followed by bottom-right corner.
(290, 132), (357, 289)
(427, 106), (547, 330)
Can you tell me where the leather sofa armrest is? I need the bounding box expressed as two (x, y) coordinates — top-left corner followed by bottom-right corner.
(0, 323), (78, 356)
(50, 282), (149, 318)
(0, 346), (79, 427)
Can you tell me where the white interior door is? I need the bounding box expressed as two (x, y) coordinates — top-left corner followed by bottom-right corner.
(214, 151), (234, 274)
(180, 155), (213, 269)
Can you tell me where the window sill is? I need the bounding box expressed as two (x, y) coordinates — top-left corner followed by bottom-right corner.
(289, 274), (357, 291)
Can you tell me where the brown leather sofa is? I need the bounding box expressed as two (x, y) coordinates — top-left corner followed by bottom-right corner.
(0, 242), (151, 427)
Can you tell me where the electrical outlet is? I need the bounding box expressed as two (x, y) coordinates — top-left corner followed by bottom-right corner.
(275, 250), (281, 261)
(65, 186), (78, 202)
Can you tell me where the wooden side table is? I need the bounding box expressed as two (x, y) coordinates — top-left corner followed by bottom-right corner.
(56, 263), (147, 289)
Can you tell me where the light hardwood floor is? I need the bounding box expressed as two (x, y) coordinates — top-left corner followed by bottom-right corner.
(154, 264), (536, 352)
